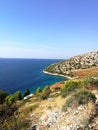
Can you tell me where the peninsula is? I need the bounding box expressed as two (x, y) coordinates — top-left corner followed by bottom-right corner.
(43, 51), (98, 79)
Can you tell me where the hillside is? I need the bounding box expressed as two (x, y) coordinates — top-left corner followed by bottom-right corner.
(1, 77), (98, 129)
(44, 51), (98, 78)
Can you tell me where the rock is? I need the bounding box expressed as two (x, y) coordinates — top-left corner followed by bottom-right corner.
(74, 110), (79, 115)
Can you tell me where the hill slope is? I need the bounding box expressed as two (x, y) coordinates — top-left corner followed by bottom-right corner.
(44, 51), (98, 78)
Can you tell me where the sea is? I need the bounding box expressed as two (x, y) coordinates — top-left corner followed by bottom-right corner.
(0, 59), (67, 94)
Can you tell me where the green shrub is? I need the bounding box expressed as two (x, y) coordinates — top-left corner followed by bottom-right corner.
(42, 85), (50, 93)
(6, 91), (22, 106)
(74, 89), (96, 104)
(36, 85), (51, 100)
(35, 87), (42, 95)
(6, 95), (15, 106)
(13, 91), (22, 100)
(83, 76), (94, 86)
(61, 80), (79, 97)
(62, 89), (96, 111)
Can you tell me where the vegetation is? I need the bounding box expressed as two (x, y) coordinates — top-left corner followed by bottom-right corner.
(0, 74), (98, 129)
(83, 76), (94, 86)
(74, 89), (96, 104)
(62, 89), (96, 111)
(23, 88), (30, 97)
(83, 76), (98, 89)
(6, 91), (22, 106)
(35, 86), (51, 100)
(39, 89), (51, 100)
(13, 91), (22, 100)
(0, 108), (31, 130)
(61, 80), (80, 97)
(35, 87), (42, 94)
(6, 95), (15, 106)
(42, 85), (50, 93)
(44, 64), (56, 73)
(0, 105), (18, 123)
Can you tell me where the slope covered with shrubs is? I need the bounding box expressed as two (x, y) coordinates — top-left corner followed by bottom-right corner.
(62, 89), (96, 111)
(44, 51), (98, 78)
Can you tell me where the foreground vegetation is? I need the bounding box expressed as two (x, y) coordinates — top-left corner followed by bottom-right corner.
(62, 89), (96, 111)
(0, 76), (98, 129)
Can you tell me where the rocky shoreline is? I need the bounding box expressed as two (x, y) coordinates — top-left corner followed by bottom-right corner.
(43, 70), (73, 80)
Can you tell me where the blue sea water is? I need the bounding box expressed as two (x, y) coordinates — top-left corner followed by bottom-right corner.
(0, 59), (67, 94)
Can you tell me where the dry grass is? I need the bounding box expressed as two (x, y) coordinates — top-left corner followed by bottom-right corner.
(73, 67), (98, 79)
(33, 96), (66, 117)
(50, 83), (64, 91)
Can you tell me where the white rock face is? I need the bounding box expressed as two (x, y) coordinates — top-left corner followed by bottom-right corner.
(36, 104), (94, 130)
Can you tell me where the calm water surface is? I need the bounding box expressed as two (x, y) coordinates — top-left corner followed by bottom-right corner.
(0, 59), (67, 94)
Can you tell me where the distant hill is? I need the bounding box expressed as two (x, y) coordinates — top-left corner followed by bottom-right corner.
(44, 51), (98, 78)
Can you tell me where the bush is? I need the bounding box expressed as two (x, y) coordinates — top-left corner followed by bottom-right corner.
(42, 85), (50, 93)
(6, 91), (22, 106)
(6, 95), (15, 106)
(62, 89), (96, 111)
(0, 105), (17, 123)
(0, 90), (9, 104)
(74, 89), (96, 104)
(36, 86), (51, 100)
(61, 80), (79, 97)
(13, 91), (22, 100)
(39, 89), (51, 100)
(35, 87), (42, 95)
(83, 76), (94, 86)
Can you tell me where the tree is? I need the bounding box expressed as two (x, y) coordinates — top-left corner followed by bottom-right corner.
(13, 91), (22, 100)
(42, 85), (50, 93)
(0, 89), (9, 104)
(6, 95), (15, 106)
(24, 89), (30, 97)
(36, 87), (42, 94)
(6, 91), (22, 106)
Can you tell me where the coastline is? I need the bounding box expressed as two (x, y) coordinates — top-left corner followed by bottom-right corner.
(43, 70), (73, 80)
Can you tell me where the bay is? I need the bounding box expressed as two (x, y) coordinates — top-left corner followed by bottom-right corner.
(0, 59), (67, 94)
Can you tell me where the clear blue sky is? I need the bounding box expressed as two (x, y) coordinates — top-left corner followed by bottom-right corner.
(0, 0), (98, 59)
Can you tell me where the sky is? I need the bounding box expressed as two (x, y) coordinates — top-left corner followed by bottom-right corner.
(0, 0), (98, 59)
